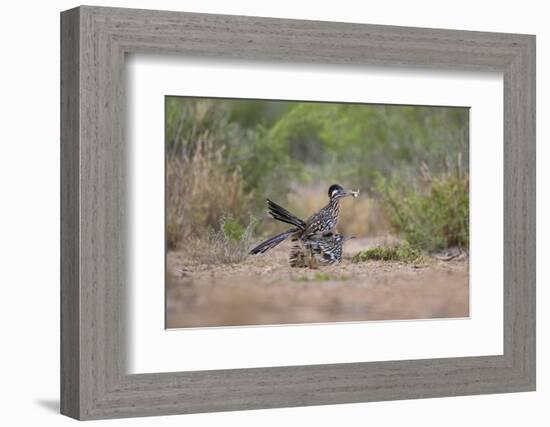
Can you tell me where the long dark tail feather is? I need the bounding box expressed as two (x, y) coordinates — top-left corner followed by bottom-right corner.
(249, 228), (298, 255)
(266, 199), (306, 230)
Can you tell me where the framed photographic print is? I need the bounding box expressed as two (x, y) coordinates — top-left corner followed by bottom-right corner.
(61, 5), (535, 420)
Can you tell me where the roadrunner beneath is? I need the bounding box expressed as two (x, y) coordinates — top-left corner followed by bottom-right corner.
(249, 184), (358, 255)
(289, 232), (354, 268)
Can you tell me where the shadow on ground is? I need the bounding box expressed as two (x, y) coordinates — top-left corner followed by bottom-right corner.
(35, 399), (59, 413)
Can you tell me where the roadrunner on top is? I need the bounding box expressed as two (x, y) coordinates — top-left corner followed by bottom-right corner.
(249, 184), (359, 255)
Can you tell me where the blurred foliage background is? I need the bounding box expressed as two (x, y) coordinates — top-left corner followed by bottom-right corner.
(166, 97), (469, 254)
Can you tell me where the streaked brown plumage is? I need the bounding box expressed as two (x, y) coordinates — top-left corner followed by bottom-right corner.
(249, 184), (358, 255)
(289, 232), (353, 268)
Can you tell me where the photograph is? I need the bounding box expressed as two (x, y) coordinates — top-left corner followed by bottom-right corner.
(165, 97), (470, 328)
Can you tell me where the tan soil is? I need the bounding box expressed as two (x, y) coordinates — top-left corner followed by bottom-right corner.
(166, 237), (469, 328)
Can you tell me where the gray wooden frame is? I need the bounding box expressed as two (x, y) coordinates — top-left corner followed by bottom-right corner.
(60, 5), (536, 420)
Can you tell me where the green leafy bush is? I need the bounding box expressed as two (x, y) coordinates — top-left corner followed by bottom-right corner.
(266, 103), (469, 187)
(375, 158), (469, 252)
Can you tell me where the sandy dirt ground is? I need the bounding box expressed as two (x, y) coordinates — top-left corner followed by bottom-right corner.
(166, 237), (469, 328)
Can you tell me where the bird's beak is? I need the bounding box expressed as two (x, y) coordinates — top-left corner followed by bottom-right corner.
(345, 189), (360, 198)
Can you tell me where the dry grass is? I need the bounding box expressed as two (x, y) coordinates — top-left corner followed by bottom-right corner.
(184, 217), (258, 265)
(166, 139), (253, 249)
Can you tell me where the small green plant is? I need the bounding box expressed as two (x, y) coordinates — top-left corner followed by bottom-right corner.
(352, 242), (423, 264)
(294, 272), (350, 282)
(375, 156), (469, 252)
(314, 272), (331, 281)
(294, 273), (330, 282)
(221, 218), (246, 241)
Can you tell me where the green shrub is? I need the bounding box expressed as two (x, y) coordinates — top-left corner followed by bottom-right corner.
(375, 157), (469, 252)
(352, 242), (423, 263)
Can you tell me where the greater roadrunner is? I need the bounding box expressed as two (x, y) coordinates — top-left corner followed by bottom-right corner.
(289, 231), (354, 268)
(249, 184), (359, 255)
